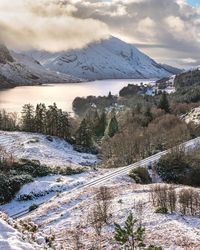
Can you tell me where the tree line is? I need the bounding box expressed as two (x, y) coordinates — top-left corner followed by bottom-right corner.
(0, 103), (120, 152)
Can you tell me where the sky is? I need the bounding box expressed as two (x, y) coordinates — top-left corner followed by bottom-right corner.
(187, 0), (200, 7)
(0, 0), (199, 68)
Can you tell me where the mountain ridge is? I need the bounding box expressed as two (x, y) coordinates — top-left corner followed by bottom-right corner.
(26, 36), (175, 80)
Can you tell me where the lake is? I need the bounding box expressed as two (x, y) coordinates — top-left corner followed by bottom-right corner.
(0, 79), (153, 114)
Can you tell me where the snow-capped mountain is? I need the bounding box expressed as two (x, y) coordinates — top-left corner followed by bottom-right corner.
(26, 37), (173, 80)
(0, 45), (81, 88)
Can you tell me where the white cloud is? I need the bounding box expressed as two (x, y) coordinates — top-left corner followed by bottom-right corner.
(165, 16), (185, 32)
(0, 0), (199, 66)
(0, 0), (109, 52)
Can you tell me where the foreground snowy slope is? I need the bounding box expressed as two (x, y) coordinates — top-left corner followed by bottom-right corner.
(26, 37), (172, 80)
(0, 131), (98, 167)
(0, 44), (81, 88)
(0, 217), (35, 250)
(15, 179), (200, 249)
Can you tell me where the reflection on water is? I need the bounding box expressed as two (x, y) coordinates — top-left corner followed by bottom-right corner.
(0, 79), (152, 113)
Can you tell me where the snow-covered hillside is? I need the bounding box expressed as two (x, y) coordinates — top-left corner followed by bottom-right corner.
(0, 45), (81, 88)
(26, 37), (172, 80)
(0, 131), (98, 167)
(6, 179), (200, 249)
(0, 130), (200, 249)
(0, 216), (35, 250)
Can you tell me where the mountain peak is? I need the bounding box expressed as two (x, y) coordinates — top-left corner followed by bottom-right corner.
(25, 37), (173, 80)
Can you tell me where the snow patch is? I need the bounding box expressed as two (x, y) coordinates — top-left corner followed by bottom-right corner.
(0, 131), (98, 167)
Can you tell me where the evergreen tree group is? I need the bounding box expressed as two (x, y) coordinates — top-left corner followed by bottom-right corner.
(75, 108), (119, 150)
(75, 109), (108, 150)
(21, 103), (70, 140)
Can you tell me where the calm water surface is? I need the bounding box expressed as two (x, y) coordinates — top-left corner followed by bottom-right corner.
(0, 79), (153, 113)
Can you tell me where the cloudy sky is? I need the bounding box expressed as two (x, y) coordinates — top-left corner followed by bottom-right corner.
(0, 0), (199, 68)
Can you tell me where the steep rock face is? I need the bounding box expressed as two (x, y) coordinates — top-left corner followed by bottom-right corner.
(0, 74), (12, 88)
(0, 44), (14, 64)
(26, 37), (172, 80)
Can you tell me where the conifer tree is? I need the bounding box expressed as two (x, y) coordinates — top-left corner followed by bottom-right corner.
(75, 118), (93, 148)
(106, 111), (118, 137)
(86, 108), (100, 136)
(143, 106), (153, 126)
(46, 103), (59, 135)
(21, 104), (35, 132)
(34, 103), (47, 133)
(158, 92), (170, 113)
(114, 213), (162, 249)
(57, 110), (70, 139)
(114, 213), (145, 249)
(96, 111), (107, 137)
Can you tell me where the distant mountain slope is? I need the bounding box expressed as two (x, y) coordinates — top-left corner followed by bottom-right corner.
(26, 37), (172, 80)
(0, 45), (81, 89)
(159, 64), (183, 75)
(174, 68), (200, 88)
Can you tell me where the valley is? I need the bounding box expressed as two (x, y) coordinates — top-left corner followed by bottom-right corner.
(1, 73), (200, 249)
(0, 13), (200, 249)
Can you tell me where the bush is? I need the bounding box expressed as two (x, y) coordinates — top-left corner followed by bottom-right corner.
(29, 204), (39, 212)
(12, 159), (52, 177)
(54, 166), (86, 175)
(129, 167), (152, 184)
(0, 174), (33, 203)
(155, 207), (168, 214)
(156, 149), (200, 187)
(114, 212), (162, 249)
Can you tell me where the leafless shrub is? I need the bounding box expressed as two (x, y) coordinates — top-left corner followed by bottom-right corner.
(72, 225), (84, 250)
(89, 203), (104, 237)
(179, 188), (200, 216)
(0, 146), (15, 171)
(95, 186), (113, 224)
(133, 200), (145, 226)
(88, 186), (113, 244)
(167, 186), (177, 213)
(150, 184), (168, 209)
(151, 185), (200, 217)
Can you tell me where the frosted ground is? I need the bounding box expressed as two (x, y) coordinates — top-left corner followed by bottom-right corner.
(0, 131), (98, 167)
(22, 181), (200, 249)
(0, 131), (200, 249)
(2, 179), (200, 249)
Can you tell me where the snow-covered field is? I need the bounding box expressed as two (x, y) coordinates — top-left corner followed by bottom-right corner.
(1, 131), (200, 249)
(0, 131), (98, 167)
(10, 178), (200, 249)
